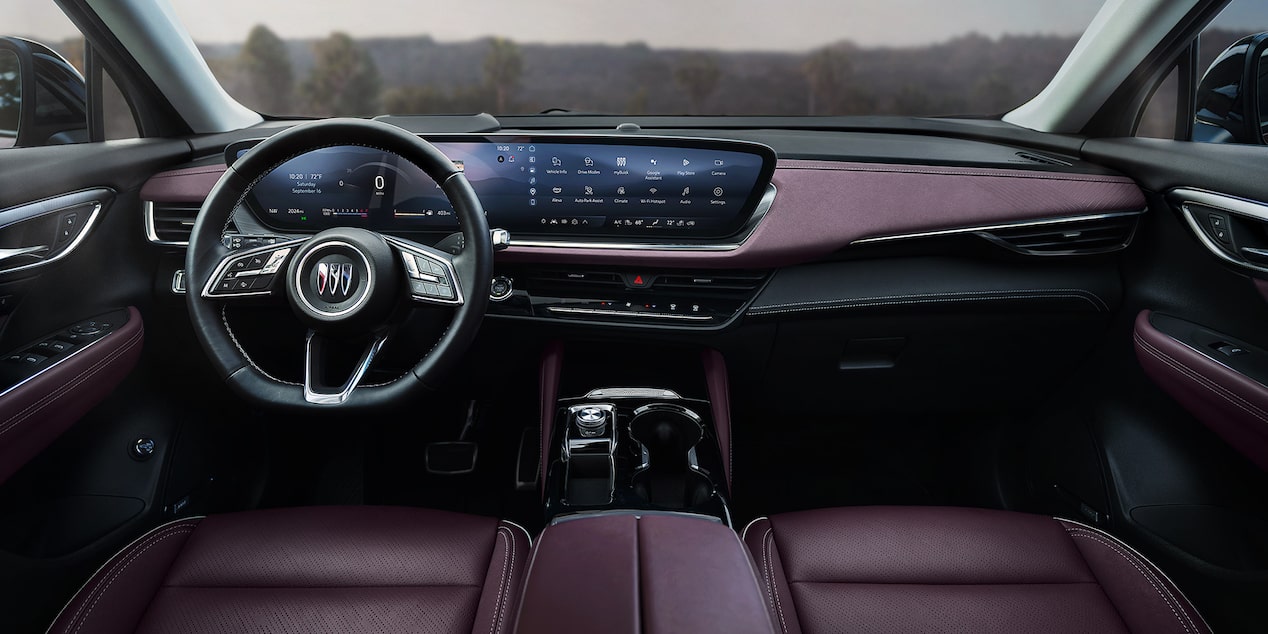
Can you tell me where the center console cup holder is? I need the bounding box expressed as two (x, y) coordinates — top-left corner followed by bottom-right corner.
(629, 403), (712, 509)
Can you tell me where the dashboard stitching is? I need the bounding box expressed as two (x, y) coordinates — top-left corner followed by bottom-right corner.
(220, 306), (303, 387)
(749, 288), (1107, 314)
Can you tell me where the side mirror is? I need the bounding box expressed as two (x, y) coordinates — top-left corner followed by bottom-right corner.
(1195, 32), (1268, 144)
(0, 37), (87, 148)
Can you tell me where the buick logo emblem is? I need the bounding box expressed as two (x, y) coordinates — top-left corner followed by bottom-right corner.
(316, 261), (355, 301)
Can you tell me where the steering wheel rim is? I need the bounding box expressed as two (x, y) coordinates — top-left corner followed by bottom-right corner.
(185, 118), (493, 412)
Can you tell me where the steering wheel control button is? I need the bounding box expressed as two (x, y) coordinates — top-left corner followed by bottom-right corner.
(207, 245), (301, 297)
(261, 248), (291, 274)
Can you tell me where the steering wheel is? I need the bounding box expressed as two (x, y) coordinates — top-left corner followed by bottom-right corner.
(185, 118), (493, 411)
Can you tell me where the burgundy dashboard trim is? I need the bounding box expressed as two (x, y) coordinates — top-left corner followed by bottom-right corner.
(141, 158), (1143, 268)
(139, 165), (226, 204)
(496, 159), (1144, 267)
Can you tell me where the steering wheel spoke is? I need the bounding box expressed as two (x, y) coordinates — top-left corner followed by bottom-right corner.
(385, 236), (465, 307)
(304, 328), (390, 405)
(201, 238), (307, 301)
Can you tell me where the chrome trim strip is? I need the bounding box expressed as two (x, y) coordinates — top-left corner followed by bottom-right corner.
(851, 209), (1146, 246)
(303, 329), (389, 405)
(201, 238), (308, 299)
(509, 184), (777, 252)
(144, 200), (197, 246)
(1170, 188), (1268, 223)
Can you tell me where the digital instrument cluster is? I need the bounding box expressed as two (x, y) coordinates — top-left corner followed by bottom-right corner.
(228, 135), (776, 239)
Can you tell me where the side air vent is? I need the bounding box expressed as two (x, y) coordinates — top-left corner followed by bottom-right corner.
(1014, 151), (1073, 167)
(144, 201), (201, 245)
(978, 213), (1142, 256)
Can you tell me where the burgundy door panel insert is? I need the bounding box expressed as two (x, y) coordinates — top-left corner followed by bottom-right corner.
(0, 307), (143, 483)
(1134, 309), (1268, 471)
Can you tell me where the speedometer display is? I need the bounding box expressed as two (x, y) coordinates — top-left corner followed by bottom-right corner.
(231, 135), (775, 239)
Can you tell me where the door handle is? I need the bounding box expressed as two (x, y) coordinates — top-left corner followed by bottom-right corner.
(0, 245), (49, 263)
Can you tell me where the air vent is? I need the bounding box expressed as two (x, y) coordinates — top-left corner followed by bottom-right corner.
(655, 272), (766, 291)
(979, 214), (1141, 255)
(1014, 151), (1073, 167)
(144, 201), (201, 245)
(526, 270), (624, 287)
(523, 269), (767, 292)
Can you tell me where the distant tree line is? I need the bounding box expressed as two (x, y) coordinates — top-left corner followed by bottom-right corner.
(29, 25), (1265, 136)
(208, 25), (1061, 118)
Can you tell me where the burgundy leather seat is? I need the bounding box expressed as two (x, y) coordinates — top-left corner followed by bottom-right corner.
(48, 506), (529, 634)
(743, 506), (1209, 634)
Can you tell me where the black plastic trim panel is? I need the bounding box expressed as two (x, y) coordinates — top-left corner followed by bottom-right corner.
(748, 257), (1120, 317)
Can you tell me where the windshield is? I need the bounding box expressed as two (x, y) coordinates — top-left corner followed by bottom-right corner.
(51, 0), (1110, 118)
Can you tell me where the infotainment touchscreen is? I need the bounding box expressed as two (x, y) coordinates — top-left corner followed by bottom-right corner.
(228, 135), (776, 239)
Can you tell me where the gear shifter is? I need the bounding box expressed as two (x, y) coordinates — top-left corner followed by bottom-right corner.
(562, 403), (617, 505)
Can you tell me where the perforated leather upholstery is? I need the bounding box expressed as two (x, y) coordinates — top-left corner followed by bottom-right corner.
(49, 506), (529, 634)
(743, 506), (1209, 634)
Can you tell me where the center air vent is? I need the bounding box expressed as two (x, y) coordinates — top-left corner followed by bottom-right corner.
(978, 213), (1142, 256)
(144, 201), (202, 245)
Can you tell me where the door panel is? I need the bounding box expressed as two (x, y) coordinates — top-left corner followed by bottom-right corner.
(1047, 137), (1268, 633)
(0, 139), (192, 631)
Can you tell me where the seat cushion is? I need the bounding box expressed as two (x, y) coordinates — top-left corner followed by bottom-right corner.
(743, 506), (1209, 634)
(49, 506), (530, 634)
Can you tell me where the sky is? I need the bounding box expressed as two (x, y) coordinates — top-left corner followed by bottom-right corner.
(15, 0), (1107, 51)
(12, 1), (1268, 52)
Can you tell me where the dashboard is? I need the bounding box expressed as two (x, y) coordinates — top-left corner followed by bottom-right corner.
(136, 126), (1145, 330)
(226, 135), (776, 240)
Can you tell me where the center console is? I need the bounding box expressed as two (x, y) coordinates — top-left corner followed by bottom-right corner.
(544, 387), (732, 525)
(514, 512), (776, 634)
(510, 345), (773, 632)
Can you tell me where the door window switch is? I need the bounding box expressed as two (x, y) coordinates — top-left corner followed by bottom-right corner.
(1216, 344), (1249, 357)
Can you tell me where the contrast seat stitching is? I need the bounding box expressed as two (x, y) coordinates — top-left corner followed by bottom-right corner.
(66, 524), (196, 634)
(491, 526), (514, 634)
(1065, 528), (1193, 634)
(762, 527), (789, 634)
(0, 328), (143, 439)
(1136, 334), (1268, 425)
